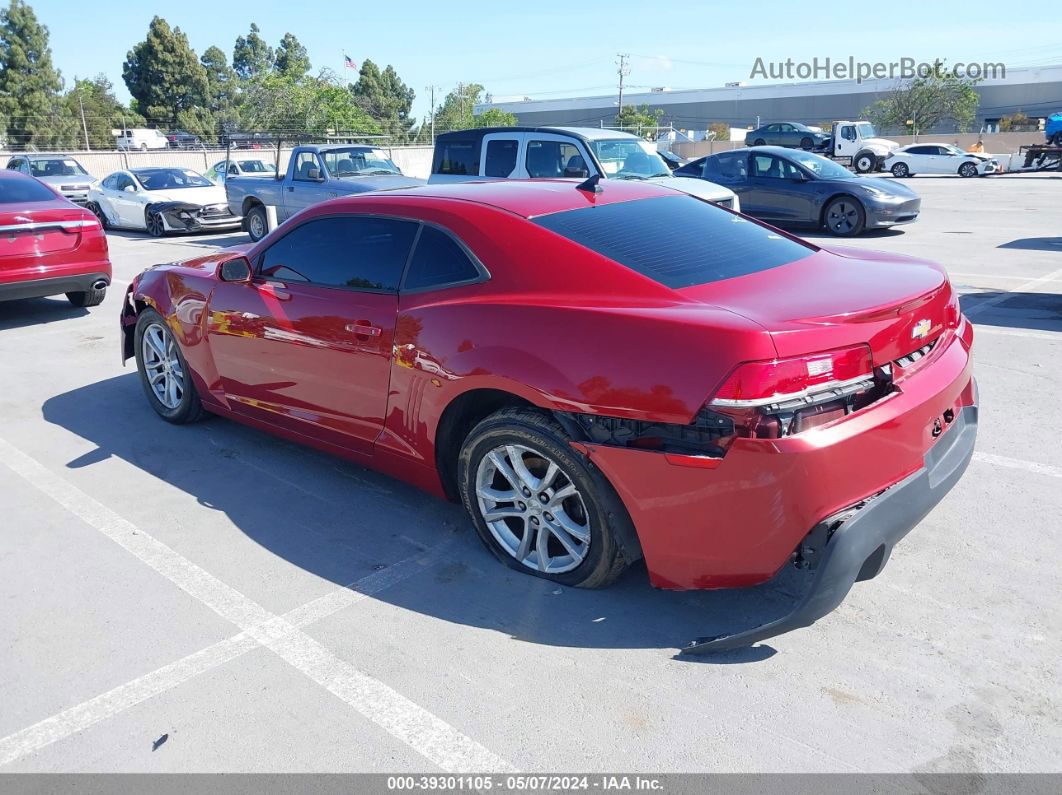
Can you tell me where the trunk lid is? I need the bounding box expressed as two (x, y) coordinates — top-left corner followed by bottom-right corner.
(681, 246), (955, 365)
(0, 202), (94, 265)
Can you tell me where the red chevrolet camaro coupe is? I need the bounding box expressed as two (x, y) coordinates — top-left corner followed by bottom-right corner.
(120, 179), (977, 652)
(0, 170), (111, 306)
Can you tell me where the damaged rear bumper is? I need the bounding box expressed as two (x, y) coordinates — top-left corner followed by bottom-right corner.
(683, 401), (978, 654)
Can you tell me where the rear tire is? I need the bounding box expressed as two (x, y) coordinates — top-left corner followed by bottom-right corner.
(753, 138), (766, 146)
(245, 205), (268, 242)
(458, 407), (629, 589)
(87, 202), (109, 229)
(134, 309), (205, 424)
(823, 196), (866, 237)
(1052, 132), (1062, 146)
(66, 285), (106, 307)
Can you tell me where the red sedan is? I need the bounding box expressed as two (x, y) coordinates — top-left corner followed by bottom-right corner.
(120, 179), (977, 651)
(0, 169), (111, 306)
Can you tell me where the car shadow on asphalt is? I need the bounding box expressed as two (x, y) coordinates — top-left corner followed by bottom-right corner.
(959, 291), (1062, 332)
(998, 237), (1062, 252)
(0, 296), (89, 332)
(792, 228), (907, 243)
(39, 373), (834, 663)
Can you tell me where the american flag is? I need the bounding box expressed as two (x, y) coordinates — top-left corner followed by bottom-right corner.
(344, 55), (357, 71)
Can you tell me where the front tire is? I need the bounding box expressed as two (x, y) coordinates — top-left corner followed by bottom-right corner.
(958, 161), (978, 178)
(134, 309), (205, 424)
(245, 205), (268, 242)
(66, 285), (106, 307)
(823, 196), (866, 237)
(854, 151), (876, 173)
(891, 162), (910, 178)
(458, 407), (628, 588)
(146, 210), (166, 237)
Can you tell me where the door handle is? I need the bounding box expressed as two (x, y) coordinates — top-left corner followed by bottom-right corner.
(286, 186), (294, 192)
(346, 322), (382, 338)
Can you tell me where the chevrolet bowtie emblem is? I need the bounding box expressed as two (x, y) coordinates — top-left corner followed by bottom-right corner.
(912, 319), (932, 340)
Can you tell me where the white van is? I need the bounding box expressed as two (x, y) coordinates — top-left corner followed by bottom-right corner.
(115, 128), (169, 151)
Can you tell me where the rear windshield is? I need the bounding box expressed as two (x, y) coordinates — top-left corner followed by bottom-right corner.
(0, 177), (59, 203)
(533, 195), (813, 288)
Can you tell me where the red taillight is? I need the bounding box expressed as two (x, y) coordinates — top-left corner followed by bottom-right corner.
(711, 345), (873, 407)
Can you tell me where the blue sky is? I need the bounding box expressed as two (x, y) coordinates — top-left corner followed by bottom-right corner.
(33, 0), (1062, 121)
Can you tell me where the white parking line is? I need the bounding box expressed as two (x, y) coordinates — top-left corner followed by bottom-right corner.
(0, 436), (514, 773)
(973, 451), (1062, 479)
(950, 271), (1062, 283)
(963, 266), (1062, 317)
(0, 547), (450, 768)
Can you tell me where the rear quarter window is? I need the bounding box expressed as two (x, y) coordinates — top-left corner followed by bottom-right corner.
(533, 195), (814, 289)
(0, 177), (59, 203)
(435, 139), (479, 175)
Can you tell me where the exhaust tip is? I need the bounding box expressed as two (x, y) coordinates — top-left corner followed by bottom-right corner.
(92, 279), (109, 291)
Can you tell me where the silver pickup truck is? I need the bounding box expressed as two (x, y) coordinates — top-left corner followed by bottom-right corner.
(225, 144), (426, 241)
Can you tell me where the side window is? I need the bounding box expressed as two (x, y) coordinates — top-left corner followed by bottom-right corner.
(779, 124), (793, 132)
(115, 174), (135, 191)
(483, 139), (518, 178)
(841, 126), (856, 141)
(526, 140), (581, 178)
(436, 139), (478, 175)
(403, 226), (481, 291)
(102, 175), (118, 190)
(751, 155), (787, 178)
(705, 152), (748, 180)
(5, 159), (17, 170)
(673, 156), (706, 177)
(258, 216), (417, 291)
(293, 152), (322, 181)
(228, 163), (239, 174)
(765, 124), (779, 133)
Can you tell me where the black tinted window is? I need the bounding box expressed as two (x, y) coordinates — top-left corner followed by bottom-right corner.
(534, 195), (813, 289)
(484, 139), (518, 177)
(673, 157), (705, 177)
(436, 139), (478, 175)
(0, 176), (57, 203)
(403, 226), (481, 290)
(705, 152), (747, 180)
(259, 216), (417, 291)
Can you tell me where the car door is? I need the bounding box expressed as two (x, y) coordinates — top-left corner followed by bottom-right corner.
(204, 214), (417, 455)
(777, 123), (796, 146)
(284, 151), (331, 219)
(762, 124), (781, 145)
(906, 145), (937, 173)
(521, 135), (590, 179)
(113, 173), (147, 228)
(746, 153), (812, 222)
(480, 133), (525, 178)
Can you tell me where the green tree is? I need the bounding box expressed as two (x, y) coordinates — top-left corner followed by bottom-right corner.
(240, 69), (379, 137)
(862, 65), (980, 134)
(351, 59), (415, 138)
(273, 32), (310, 79)
(473, 107), (516, 128)
(615, 103), (664, 139)
(201, 45), (237, 111)
(0, 0), (65, 149)
(708, 122), (729, 141)
(123, 16), (208, 126)
(232, 23), (273, 82)
(63, 75), (143, 149)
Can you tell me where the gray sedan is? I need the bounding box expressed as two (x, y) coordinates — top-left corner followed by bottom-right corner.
(5, 154), (95, 205)
(744, 123), (831, 150)
(677, 147), (920, 236)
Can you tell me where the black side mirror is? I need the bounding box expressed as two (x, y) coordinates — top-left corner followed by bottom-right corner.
(219, 256), (252, 283)
(791, 172), (809, 182)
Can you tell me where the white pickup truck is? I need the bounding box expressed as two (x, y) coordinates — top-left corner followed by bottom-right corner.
(428, 126), (740, 211)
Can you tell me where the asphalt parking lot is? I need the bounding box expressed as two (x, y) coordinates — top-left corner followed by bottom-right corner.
(1, 173), (1060, 774)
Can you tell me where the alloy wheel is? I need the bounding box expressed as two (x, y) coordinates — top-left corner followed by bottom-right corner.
(475, 443), (591, 574)
(147, 212), (165, 237)
(142, 322), (184, 410)
(827, 201), (858, 233)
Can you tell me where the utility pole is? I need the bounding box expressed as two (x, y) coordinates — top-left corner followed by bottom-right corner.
(77, 91), (91, 151)
(616, 53), (630, 116)
(425, 84), (440, 142)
